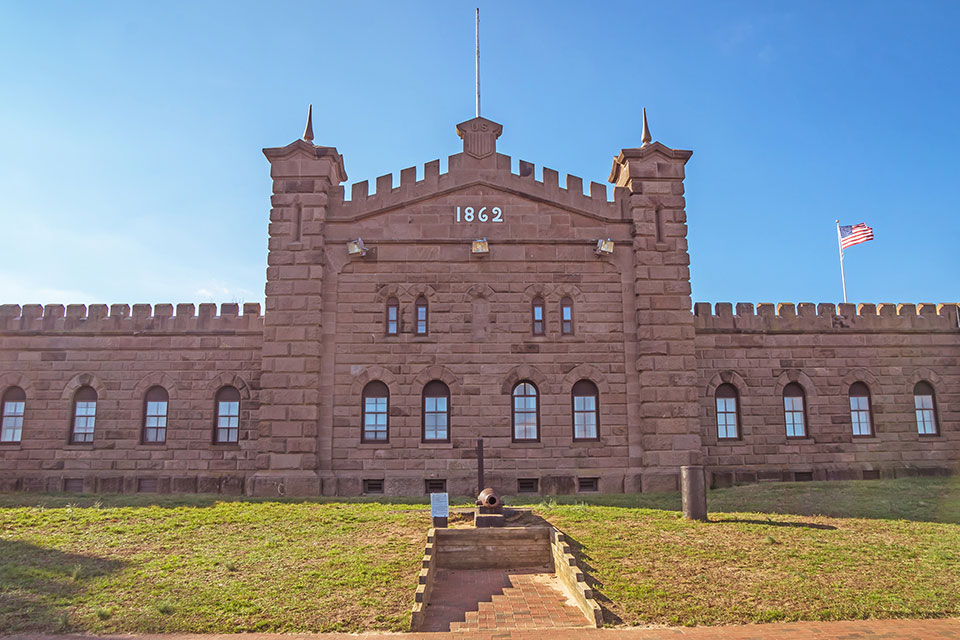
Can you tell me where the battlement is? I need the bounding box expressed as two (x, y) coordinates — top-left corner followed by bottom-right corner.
(330, 154), (624, 221)
(0, 302), (263, 334)
(693, 302), (960, 332)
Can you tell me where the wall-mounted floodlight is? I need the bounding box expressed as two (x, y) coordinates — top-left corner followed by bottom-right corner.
(347, 237), (368, 257)
(471, 237), (489, 255)
(595, 238), (614, 256)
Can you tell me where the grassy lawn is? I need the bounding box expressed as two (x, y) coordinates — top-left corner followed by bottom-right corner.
(0, 497), (428, 633)
(0, 478), (958, 632)
(527, 478), (960, 626)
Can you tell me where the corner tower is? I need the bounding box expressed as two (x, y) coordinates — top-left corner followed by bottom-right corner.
(609, 111), (702, 490)
(255, 107), (347, 496)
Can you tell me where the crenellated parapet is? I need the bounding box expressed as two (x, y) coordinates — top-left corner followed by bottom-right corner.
(0, 302), (262, 333)
(329, 155), (623, 222)
(693, 301), (960, 332)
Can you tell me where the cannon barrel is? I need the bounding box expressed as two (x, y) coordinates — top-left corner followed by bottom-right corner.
(477, 487), (500, 507)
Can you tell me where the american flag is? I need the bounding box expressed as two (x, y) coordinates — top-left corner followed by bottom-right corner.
(839, 223), (874, 250)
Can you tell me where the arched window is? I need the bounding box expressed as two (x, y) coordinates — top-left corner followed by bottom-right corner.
(572, 380), (599, 440)
(1, 386), (26, 443)
(214, 386), (240, 443)
(415, 296), (428, 335)
(143, 386), (169, 443)
(361, 381), (389, 442)
(783, 382), (807, 438)
(560, 297), (574, 335)
(715, 383), (739, 439)
(422, 380), (450, 442)
(849, 382), (873, 437)
(531, 297), (545, 335)
(385, 297), (399, 335)
(512, 381), (539, 441)
(71, 386), (97, 444)
(914, 381), (939, 436)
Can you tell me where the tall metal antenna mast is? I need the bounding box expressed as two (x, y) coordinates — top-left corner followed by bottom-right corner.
(475, 8), (481, 117)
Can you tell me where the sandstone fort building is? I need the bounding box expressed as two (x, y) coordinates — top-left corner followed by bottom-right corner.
(0, 112), (957, 496)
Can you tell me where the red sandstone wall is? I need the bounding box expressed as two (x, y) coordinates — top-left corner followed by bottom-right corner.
(0, 302), (262, 493)
(694, 302), (960, 485)
(321, 183), (637, 496)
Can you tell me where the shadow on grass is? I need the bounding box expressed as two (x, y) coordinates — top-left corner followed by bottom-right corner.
(710, 517), (837, 530)
(0, 539), (125, 633)
(550, 528), (623, 626)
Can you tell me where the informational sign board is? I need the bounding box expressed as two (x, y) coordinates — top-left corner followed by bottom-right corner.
(430, 492), (449, 518)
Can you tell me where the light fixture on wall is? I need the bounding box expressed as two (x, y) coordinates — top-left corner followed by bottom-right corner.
(347, 237), (368, 257)
(471, 237), (489, 255)
(595, 238), (614, 256)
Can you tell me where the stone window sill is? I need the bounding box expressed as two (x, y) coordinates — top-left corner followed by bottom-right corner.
(419, 441), (453, 449)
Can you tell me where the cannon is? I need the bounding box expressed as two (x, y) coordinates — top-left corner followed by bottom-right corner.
(475, 487), (505, 527)
(477, 487), (500, 508)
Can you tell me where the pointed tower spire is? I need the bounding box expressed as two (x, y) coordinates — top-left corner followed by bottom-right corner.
(303, 104), (314, 144)
(641, 107), (652, 147)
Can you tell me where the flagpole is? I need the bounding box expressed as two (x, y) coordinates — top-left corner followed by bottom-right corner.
(835, 220), (847, 303)
(475, 8), (481, 118)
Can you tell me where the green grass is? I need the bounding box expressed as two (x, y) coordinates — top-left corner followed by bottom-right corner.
(530, 478), (960, 626)
(0, 477), (957, 632)
(0, 499), (428, 633)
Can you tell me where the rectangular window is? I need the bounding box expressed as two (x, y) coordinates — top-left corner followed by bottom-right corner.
(416, 306), (427, 335)
(517, 478), (539, 493)
(72, 401), (96, 443)
(144, 401), (167, 443)
(1, 401), (24, 442)
(578, 477), (599, 492)
(573, 395), (597, 439)
(425, 479), (446, 494)
(561, 305), (573, 334)
(424, 396), (448, 441)
(362, 479), (384, 494)
(716, 397), (737, 439)
(850, 396), (871, 436)
(216, 401), (239, 443)
(915, 395), (936, 435)
(513, 396), (538, 440)
(784, 396), (805, 437)
(363, 396), (388, 441)
(386, 306), (398, 335)
(532, 305), (544, 335)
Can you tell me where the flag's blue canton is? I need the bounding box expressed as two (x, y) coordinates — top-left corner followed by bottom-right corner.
(840, 225), (854, 237)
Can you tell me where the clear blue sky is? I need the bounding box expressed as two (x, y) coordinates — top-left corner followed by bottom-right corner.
(1, 1), (957, 307)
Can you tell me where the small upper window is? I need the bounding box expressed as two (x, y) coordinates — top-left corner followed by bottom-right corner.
(560, 297), (574, 335)
(783, 382), (806, 438)
(532, 297), (545, 335)
(572, 379), (599, 440)
(215, 386), (240, 443)
(143, 386), (169, 443)
(415, 296), (428, 335)
(386, 297), (399, 335)
(849, 382), (873, 437)
(1, 386), (26, 443)
(362, 381), (389, 442)
(914, 381), (939, 436)
(512, 381), (539, 441)
(715, 383), (739, 439)
(422, 380), (450, 442)
(71, 386), (97, 444)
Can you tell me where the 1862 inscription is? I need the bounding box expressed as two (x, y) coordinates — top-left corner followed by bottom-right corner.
(455, 206), (503, 223)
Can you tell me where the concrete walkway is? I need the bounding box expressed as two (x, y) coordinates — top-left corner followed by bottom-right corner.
(6, 618), (959, 640)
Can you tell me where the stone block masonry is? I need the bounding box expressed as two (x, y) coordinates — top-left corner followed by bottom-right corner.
(0, 112), (957, 496)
